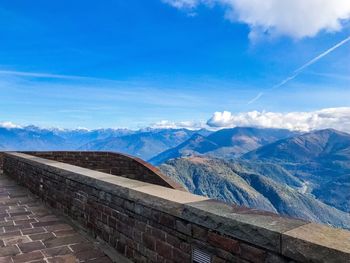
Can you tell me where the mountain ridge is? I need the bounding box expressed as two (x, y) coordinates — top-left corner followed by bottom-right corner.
(159, 156), (350, 229)
(150, 127), (297, 164)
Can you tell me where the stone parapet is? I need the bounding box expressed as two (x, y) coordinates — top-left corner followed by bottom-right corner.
(2, 152), (350, 263)
(23, 151), (184, 190)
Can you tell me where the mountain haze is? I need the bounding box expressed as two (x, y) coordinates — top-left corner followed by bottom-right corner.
(78, 129), (206, 159)
(150, 127), (296, 164)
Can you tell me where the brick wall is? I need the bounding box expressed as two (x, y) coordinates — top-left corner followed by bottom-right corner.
(24, 151), (184, 190)
(3, 152), (349, 263)
(0, 152), (3, 171)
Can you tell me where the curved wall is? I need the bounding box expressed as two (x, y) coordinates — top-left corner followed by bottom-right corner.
(24, 151), (185, 191)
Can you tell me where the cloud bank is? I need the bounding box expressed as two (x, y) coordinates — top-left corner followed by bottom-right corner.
(0, 122), (22, 129)
(3, 108), (350, 133)
(163, 0), (350, 39)
(150, 120), (205, 130)
(207, 107), (350, 132)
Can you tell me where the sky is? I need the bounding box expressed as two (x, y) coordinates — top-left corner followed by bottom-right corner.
(0, 0), (350, 130)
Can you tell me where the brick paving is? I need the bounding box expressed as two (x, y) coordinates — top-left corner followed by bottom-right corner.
(0, 173), (113, 263)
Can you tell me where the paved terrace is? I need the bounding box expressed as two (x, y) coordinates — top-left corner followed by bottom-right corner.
(0, 151), (349, 263)
(0, 172), (114, 263)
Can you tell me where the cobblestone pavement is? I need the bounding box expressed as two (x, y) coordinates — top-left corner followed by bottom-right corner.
(0, 173), (113, 263)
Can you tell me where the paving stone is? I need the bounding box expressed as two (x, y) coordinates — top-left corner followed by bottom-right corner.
(21, 227), (46, 235)
(0, 230), (21, 237)
(0, 256), (11, 263)
(11, 251), (44, 263)
(69, 243), (95, 252)
(47, 254), (78, 263)
(29, 232), (55, 241)
(36, 215), (59, 222)
(5, 223), (32, 231)
(6, 215), (29, 221)
(9, 211), (32, 217)
(0, 245), (20, 257)
(14, 218), (37, 225)
(45, 223), (73, 232)
(18, 240), (46, 253)
(74, 248), (105, 261)
(43, 246), (72, 257)
(32, 220), (62, 227)
(53, 229), (76, 237)
(2, 235), (31, 246)
(88, 257), (113, 263)
(44, 234), (88, 248)
(0, 220), (14, 227)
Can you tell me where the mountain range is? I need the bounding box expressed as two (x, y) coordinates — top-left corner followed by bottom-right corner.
(159, 156), (350, 229)
(79, 128), (210, 160)
(150, 127), (296, 165)
(158, 128), (350, 229)
(0, 126), (207, 158)
(1, 124), (349, 229)
(243, 129), (350, 213)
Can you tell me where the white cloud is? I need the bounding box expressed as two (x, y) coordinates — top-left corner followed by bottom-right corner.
(163, 0), (198, 9)
(206, 107), (350, 132)
(0, 121), (22, 129)
(163, 0), (350, 39)
(150, 120), (205, 130)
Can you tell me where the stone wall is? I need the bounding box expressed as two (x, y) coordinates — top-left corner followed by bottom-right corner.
(3, 152), (350, 263)
(0, 152), (3, 171)
(24, 151), (184, 190)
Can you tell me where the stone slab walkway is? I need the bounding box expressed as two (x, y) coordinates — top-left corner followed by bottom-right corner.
(0, 173), (113, 263)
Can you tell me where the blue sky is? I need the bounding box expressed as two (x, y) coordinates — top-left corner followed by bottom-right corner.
(0, 0), (350, 129)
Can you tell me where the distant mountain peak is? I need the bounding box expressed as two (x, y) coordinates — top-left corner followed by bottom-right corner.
(150, 127), (297, 165)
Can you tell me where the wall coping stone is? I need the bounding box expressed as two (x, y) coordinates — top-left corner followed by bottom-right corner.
(282, 223), (350, 263)
(182, 199), (308, 253)
(4, 152), (350, 263)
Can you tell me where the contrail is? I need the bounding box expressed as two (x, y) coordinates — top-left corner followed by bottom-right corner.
(248, 92), (264, 104)
(293, 35), (350, 75)
(0, 70), (85, 80)
(248, 35), (350, 103)
(0, 69), (124, 84)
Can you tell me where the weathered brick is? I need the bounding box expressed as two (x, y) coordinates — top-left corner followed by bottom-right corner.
(192, 224), (208, 241)
(159, 214), (175, 229)
(240, 243), (267, 263)
(212, 255), (226, 263)
(173, 247), (190, 263)
(208, 232), (240, 254)
(152, 227), (166, 241)
(176, 220), (192, 236)
(155, 240), (173, 260)
(142, 234), (156, 251)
